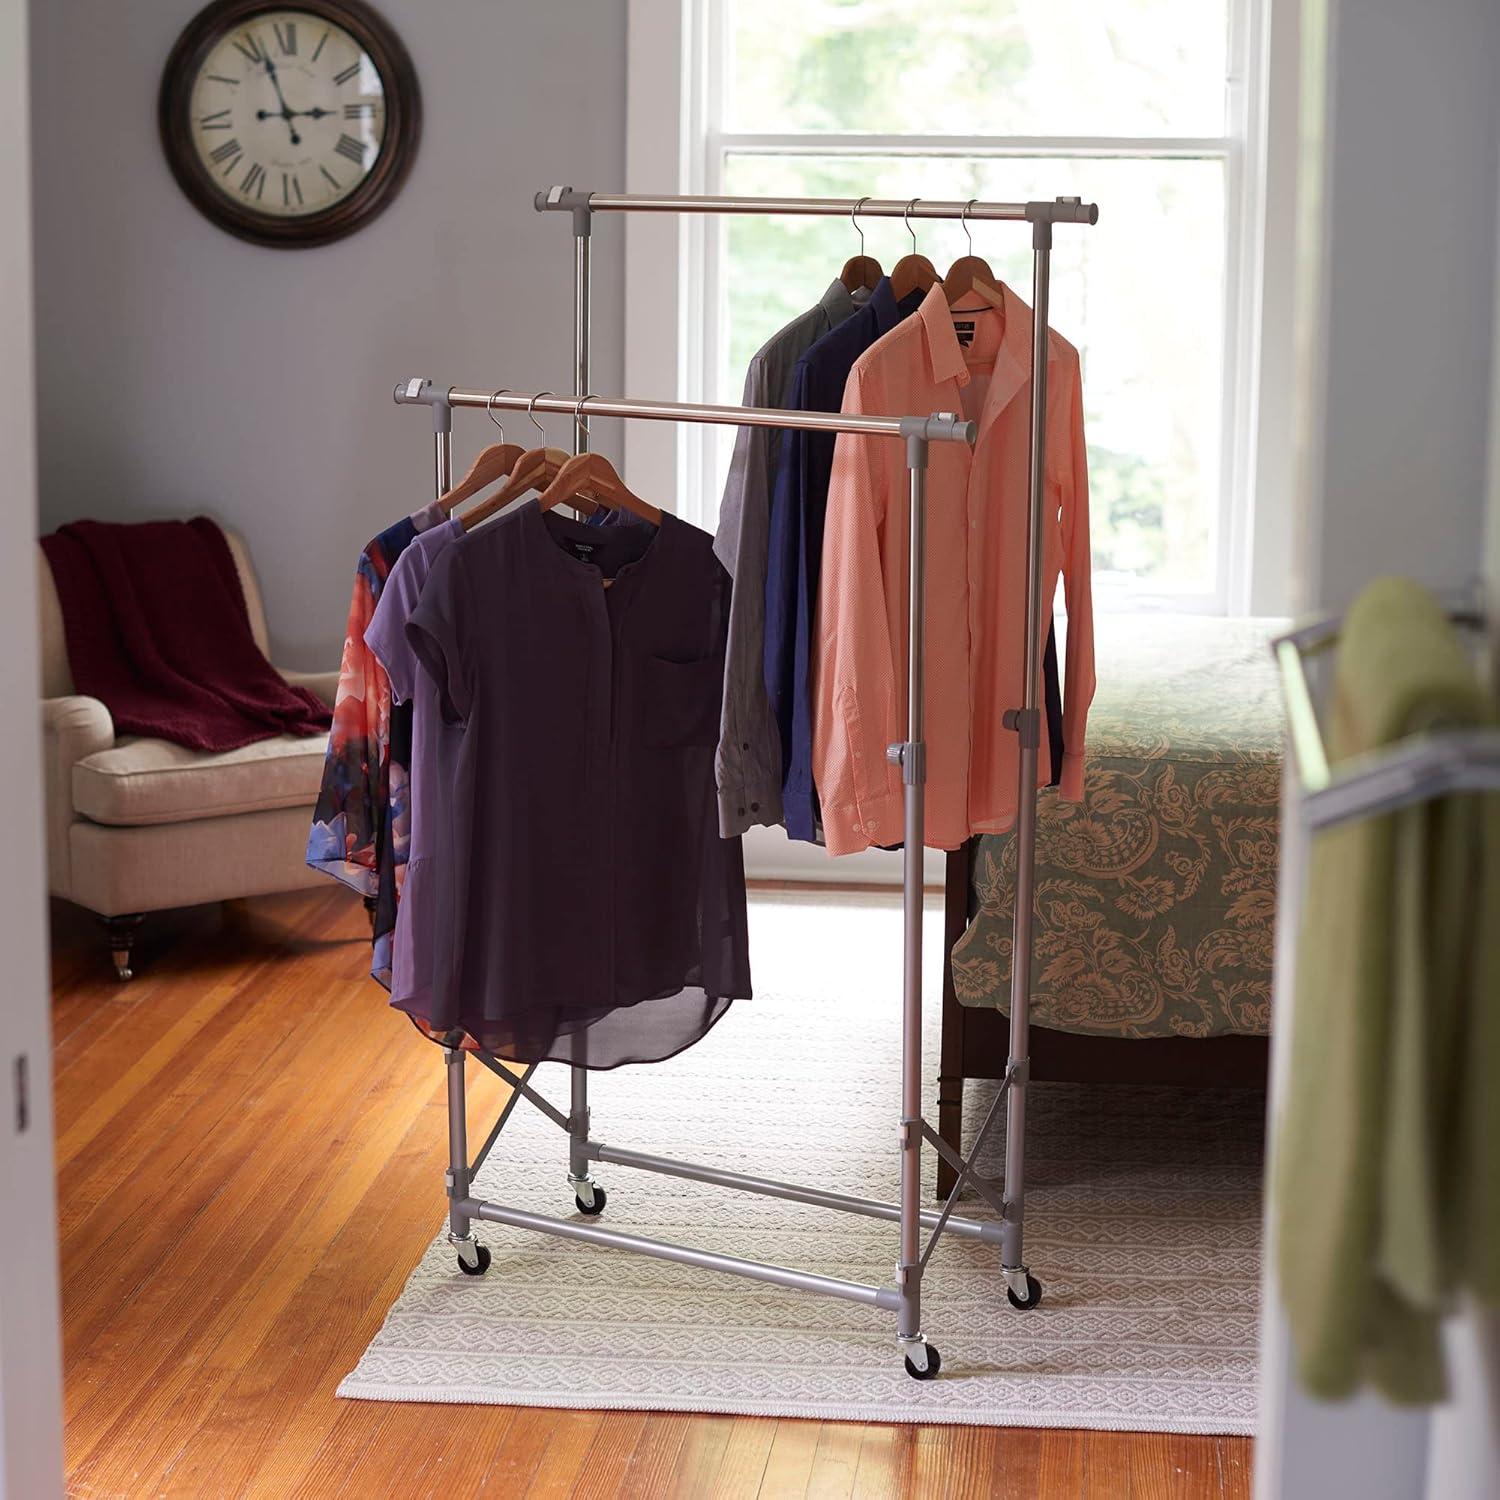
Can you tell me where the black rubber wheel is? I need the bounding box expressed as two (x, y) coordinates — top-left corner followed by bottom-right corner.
(904, 1345), (942, 1381)
(575, 1186), (608, 1217)
(457, 1243), (492, 1276)
(1006, 1274), (1043, 1310)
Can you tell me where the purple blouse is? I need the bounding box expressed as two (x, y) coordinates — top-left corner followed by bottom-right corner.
(363, 517), (465, 1024)
(406, 501), (752, 1068)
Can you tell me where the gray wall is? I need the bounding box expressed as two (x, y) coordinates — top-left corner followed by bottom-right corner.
(1258, 5), (1500, 1500)
(30, 0), (628, 666)
(1293, 0), (1500, 615)
(1, 0), (65, 1491)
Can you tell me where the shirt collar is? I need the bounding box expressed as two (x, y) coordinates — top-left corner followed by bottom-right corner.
(868, 277), (904, 338)
(817, 279), (860, 326)
(915, 278), (1053, 400)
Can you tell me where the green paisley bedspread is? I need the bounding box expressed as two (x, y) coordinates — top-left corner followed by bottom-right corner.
(951, 615), (1285, 1038)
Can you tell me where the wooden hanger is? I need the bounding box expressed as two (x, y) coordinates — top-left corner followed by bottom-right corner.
(943, 200), (1005, 311)
(840, 196), (883, 293)
(459, 443), (592, 531)
(538, 451), (661, 527)
(890, 198), (940, 303)
(436, 390), (525, 514)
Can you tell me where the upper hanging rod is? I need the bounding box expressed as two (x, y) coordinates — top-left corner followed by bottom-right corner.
(393, 379), (976, 446)
(535, 186), (1099, 226)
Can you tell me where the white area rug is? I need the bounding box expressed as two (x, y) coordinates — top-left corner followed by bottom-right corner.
(340, 892), (1263, 1432)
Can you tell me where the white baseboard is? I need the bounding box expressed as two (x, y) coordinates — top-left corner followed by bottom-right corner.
(741, 825), (945, 886)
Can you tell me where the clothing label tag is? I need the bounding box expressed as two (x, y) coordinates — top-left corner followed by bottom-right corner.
(567, 540), (599, 564)
(953, 319), (976, 348)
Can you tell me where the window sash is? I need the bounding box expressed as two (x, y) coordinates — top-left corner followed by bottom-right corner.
(665, 0), (1264, 615)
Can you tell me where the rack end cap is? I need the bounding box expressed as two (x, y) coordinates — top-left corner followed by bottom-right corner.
(901, 412), (977, 446)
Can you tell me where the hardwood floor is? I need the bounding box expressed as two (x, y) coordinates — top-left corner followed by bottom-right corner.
(52, 889), (1252, 1499)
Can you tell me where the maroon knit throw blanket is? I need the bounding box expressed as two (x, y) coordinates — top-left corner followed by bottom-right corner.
(40, 517), (331, 753)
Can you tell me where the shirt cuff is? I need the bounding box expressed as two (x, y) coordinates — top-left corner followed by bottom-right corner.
(717, 781), (784, 838)
(1059, 749), (1087, 802)
(821, 790), (903, 857)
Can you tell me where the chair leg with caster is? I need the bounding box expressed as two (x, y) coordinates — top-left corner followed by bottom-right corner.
(102, 913), (144, 981)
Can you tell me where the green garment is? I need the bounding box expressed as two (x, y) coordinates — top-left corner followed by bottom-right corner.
(1277, 577), (1500, 1404)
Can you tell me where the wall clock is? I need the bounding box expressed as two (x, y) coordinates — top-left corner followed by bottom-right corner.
(159, 0), (421, 248)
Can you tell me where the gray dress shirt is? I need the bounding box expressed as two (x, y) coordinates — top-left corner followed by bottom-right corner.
(713, 280), (861, 836)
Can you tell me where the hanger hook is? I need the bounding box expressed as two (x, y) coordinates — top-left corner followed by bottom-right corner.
(575, 392), (598, 441)
(904, 198), (920, 255)
(850, 195), (869, 257)
(961, 198), (977, 256)
(527, 390), (555, 440)
(486, 388), (511, 439)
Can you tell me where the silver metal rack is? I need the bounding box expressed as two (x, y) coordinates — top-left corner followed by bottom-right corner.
(392, 184), (1098, 1377)
(1273, 597), (1500, 828)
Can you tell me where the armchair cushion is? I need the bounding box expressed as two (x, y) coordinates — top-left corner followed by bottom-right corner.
(72, 730), (329, 827)
(43, 694), (115, 897)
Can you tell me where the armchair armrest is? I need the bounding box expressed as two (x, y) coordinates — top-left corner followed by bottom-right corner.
(42, 694), (115, 899)
(278, 667), (341, 711)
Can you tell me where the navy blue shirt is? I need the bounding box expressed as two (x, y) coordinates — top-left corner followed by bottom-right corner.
(762, 278), (1066, 843)
(763, 279), (925, 842)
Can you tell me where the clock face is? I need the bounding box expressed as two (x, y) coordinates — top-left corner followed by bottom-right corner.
(161, 0), (420, 247)
(188, 11), (386, 218)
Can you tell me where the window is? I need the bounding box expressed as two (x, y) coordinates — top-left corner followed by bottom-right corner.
(656, 0), (1268, 611)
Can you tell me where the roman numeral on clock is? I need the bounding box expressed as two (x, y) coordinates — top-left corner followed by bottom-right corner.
(343, 102), (373, 120)
(273, 21), (296, 55)
(311, 29), (329, 62)
(199, 109), (232, 131)
(240, 162), (267, 199)
(232, 32), (265, 65)
(282, 172), (303, 207)
(333, 133), (365, 166)
(320, 164), (341, 191)
(209, 137), (242, 168)
(332, 60), (360, 86)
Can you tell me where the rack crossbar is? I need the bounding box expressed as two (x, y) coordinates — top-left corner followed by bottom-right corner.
(535, 188), (1099, 225)
(394, 382), (976, 446)
(461, 1197), (901, 1311)
(587, 1138), (1004, 1245)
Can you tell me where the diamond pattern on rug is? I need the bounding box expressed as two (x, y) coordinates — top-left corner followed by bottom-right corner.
(340, 893), (1263, 1431)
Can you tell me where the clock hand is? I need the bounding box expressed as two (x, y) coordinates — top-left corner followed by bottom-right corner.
(256, 106), (334, 121)
(260, 55), (301, 146)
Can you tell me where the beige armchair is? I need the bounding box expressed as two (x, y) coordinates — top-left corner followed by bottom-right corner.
(40, 529), (338, 978)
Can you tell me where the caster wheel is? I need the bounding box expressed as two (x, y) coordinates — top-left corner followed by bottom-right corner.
(574, 1186), (607, 1217)
(1006, 1274), (1043, 1310)
(904, 1345), (942, 1381)
(456, 1243), (491, 1276)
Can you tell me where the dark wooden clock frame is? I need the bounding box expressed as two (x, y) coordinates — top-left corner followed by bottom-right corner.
(159, 0), (421, 248)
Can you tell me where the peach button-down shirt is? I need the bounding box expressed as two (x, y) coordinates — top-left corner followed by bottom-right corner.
(812, 280), (1095, 856)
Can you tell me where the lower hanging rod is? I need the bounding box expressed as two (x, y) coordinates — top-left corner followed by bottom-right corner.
(393, 380), (976, 446)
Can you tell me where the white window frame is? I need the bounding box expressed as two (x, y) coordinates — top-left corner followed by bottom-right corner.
(625, 0), (1301, 615)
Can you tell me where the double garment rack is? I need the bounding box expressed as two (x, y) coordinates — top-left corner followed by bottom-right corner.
(392, 186), (1099, 1377)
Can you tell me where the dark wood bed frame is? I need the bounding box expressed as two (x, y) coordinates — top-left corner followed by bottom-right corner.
(936, 844), (1269, 1197)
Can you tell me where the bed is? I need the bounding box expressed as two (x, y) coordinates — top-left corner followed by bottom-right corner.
(937, 615), (1283, 1192)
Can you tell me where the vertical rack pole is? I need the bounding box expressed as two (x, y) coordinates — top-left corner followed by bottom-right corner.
(567, 195), (598, 1203)
(444, 1045), (472, 1243)
(894, 433), (931, 1367)
(432, 389), (453, 498)
(573, 202), (592, 455)
(999, 210), (1053, 1286)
